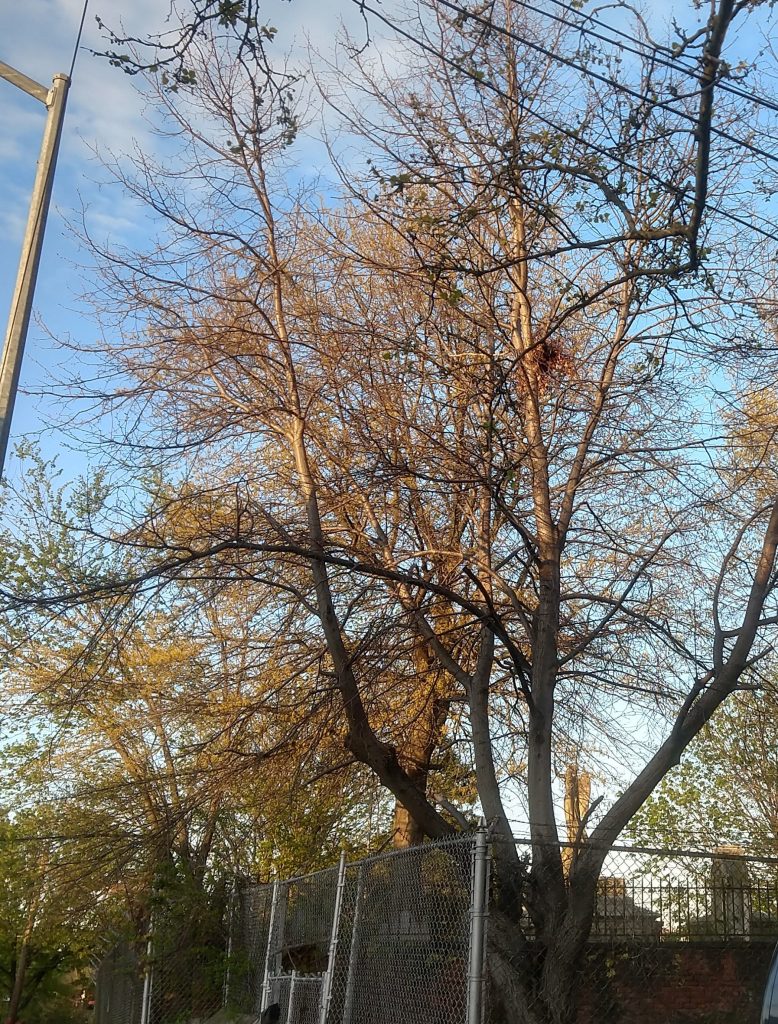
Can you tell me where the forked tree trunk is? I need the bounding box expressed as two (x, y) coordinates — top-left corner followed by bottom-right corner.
(486, 909), (594, 1024)
(484, 839), (604, 1024)
(392, 654), (449, 848)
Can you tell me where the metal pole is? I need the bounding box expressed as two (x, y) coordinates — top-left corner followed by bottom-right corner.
(318, 851), (348, 1024)
(0, 61), (50, 103)
(341, 863), (364, 1024)
(467, 828), (490, 1024)
(286, 970), (298, 1024)
(261, 881), (282, 1013)
(222, 881), (237, 1009)
(139, 917), (154, 1024)
(0, 65), (70, 477)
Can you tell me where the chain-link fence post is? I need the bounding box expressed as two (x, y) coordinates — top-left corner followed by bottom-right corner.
(341, 862), (364, 1024)
(318, 850), (347, 1024)
(261, 881), (282, 1013)
(223, 881), (236, 1010)
(467, 828), (490, 1024)
(286, 970), (299, 1023)
(139, 916), (154, 1024)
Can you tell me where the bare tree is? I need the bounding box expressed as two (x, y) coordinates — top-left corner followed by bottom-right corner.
(4, 1), (778, 1020)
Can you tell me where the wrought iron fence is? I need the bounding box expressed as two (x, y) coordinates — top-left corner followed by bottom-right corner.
(572, 841), (778, 942)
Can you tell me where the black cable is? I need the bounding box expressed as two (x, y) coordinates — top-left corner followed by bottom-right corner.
(357, 0), (778, 248)
(514, 0), (778, 116)
(69, 0), (91, 80)
(435, 0), (778, 171)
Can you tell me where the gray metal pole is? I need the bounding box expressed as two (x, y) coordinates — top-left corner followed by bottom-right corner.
(222, 881), (237, 1010)
(0, 66), (70, 477)
(318, 851), (348, 1024)
(261, 881), (281, 1013)
(286, 970), (298, 1024)
(467, 828), (490, 1024)
(341, 862), (364, 1024)
(0, 61), (49, 103)
(139, 918), (154, 1024)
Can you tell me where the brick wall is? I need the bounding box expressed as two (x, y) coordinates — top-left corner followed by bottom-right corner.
(577, 941), (775, 1024)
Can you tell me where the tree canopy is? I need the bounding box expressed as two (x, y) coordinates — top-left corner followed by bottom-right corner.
(628, 679), (778, 854)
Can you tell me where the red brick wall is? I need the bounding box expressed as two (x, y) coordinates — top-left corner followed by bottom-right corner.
(577, 942), (775, 1024)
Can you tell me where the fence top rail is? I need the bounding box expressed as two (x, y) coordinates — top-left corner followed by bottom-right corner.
(238, 863), (338, 896)
(238, 832), (482, 895)
(236, 831), (778, 900)
(501, 834), (778, 866)
(345, 830), (478, 869)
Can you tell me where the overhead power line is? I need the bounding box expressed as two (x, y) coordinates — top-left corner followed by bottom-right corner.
(69, 0), (91, 79)
(435, 0), (778, 171)
(355, 0), (778, 249)
(514, 0), (778, 116)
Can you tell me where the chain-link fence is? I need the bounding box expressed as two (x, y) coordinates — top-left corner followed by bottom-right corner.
(96, 835), (778, 1024)
(145, 912), (226, 1024)
(94, 941), (146, 1024)
(225, 877), (277, 1014)
(226, 834), (487, 1024)
(95, 887), (228, 1024)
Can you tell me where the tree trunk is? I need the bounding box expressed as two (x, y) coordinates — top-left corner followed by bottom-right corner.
(485, 911), (582, 1024)
(5, 937), (31, 1024)
(483, 846), (603, 1024)
(485, 913), (594, 1024)
(391, 683), (448, 848)
(5, 858), (46, 1024)
(392, 794), (426, 848)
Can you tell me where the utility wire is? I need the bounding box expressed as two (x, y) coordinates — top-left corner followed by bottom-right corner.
(69, 0), (91, 79)
(513, 0), (778, 116)
(357, 0), (778, 248)
(436, 0), (778, 171)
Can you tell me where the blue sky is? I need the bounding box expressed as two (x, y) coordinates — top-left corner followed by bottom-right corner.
(0, 0), (363, 480)
(0, 1), (169, 455)
(0, 0), (772, 483)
